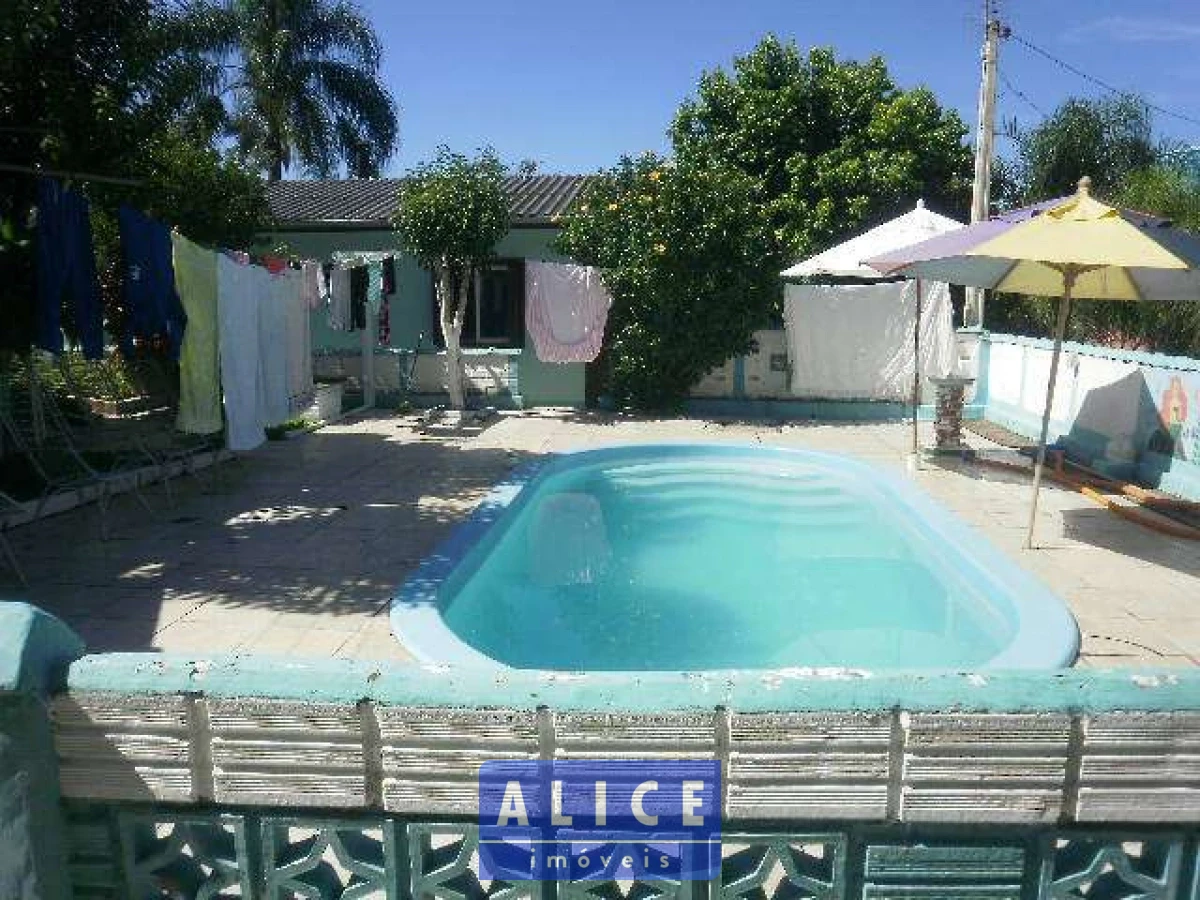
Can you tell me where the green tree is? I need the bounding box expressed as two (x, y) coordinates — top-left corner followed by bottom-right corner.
(0, 0), (271, 353)
(125, 130), (272, 248)
(1014, 94), (1158, 201)
(671, 36), (973, 267)
(393, 148), (509, 410)
(986, 95), (1200, 353)
(557, 154), (777, 410)
(178, 0), (398, 180)
(86, 130), (273, 341)
(1077, 166), (1200, 355)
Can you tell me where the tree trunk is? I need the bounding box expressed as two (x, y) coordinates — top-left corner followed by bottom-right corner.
(437, 263), (467, 410)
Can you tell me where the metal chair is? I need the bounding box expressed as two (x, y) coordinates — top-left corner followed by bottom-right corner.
(0, 489), (28, 586)
(0, 355), (154, 539)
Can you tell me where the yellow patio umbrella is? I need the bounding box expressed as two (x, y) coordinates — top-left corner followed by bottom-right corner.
(869, 177), (1200, 548)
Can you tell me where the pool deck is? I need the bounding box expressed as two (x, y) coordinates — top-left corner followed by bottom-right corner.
(6, 409), (1199, 668)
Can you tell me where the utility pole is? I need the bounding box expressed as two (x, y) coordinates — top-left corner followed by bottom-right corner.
(965, 1), (1004, 328)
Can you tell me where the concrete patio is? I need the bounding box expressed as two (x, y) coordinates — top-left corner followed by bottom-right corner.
(6, 410), (1199, 668)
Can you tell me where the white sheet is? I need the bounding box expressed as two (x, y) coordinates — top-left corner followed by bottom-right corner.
(525, 261), (612, 363)
(259, 269), (293, 427)
(217, 255), (265, 451)
(277, 268), (310, 413)
(784, 280), (956, 401)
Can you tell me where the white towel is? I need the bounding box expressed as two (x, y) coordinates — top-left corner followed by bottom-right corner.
(217, 255), (265, 451)
(259, 269), (292, 427)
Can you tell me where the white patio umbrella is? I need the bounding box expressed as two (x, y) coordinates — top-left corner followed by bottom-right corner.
(782, 200), (965, 455)
(869, 177), (1200, 548)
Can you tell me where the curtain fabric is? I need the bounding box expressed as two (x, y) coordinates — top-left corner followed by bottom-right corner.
(783, 280), (955, 401)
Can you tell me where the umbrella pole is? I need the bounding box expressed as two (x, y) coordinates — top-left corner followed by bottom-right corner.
(1024, 271), (1076, 549)
(912, 280), (922, 457)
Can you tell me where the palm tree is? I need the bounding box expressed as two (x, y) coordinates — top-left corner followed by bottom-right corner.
(171, 0), (398, 180)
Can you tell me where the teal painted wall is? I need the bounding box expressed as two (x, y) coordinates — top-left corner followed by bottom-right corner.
(982, 332), (1200, 501)
(0, 603), (86, 900)
(262, 226), (587, 407)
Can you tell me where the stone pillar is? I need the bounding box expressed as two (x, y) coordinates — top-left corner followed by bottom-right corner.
(0, 603), (85, 900)
(930, 376), (976, 454)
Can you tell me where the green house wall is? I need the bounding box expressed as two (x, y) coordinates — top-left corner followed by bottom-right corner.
(259, 226), (586, 407)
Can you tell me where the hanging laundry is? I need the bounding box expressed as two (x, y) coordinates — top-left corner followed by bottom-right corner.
(378, 295), (391, 347)
(35, 179), (103, 358)
(261, 254), (289, 275)
(525, 261), (613, 363)
(118, 206), (187, 359)
(259, 268), (293, 427)
(279, 268), (311, 412)
(171, 233), (223, 434)
(350, 265), (368, 331)
(783, 280), (956, 401)
(301, 261), (322, 310)
(297, 262), (318, 392)
(366, 261), (384, 315)
(328, 265), (351, 331)
(382, 256), (397, 295)
(217, 254), (265, 451)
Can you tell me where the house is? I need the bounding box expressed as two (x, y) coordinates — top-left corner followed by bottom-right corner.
(262, 175), (592, 408)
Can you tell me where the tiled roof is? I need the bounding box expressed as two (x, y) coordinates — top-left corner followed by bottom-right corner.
(266, 174), (591, 228)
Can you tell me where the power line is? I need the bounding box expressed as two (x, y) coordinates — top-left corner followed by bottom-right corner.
(1008, 31), (1200, 130)
(998, 70), (1045, 117)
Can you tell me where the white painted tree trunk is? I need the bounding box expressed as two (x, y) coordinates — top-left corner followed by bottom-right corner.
(437, 264), (469, 410)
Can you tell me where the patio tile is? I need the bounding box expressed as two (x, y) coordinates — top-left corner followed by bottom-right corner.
(6, 410), (1196, 669)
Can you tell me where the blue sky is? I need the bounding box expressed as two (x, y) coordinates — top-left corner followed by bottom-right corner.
(362, 0), (1200, 176)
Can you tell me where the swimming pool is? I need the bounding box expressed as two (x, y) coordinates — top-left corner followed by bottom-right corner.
(392, 444), (1079, 670)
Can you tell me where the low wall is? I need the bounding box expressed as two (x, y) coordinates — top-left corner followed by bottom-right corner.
(4, 603), (1200, 898)
(687, 329), (986, 421)
(981, 333), (1200, 499)
(314, 348), (523, 408)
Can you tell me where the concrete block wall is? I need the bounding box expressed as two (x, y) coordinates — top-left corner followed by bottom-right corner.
(980, 333), (1200, 500)
(0, 603), (85, 900)
(7, 601), (1200, 898)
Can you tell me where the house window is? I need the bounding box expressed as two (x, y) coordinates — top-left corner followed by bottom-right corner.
(474, 263), (514, 343)
(431, 259), (525, 348)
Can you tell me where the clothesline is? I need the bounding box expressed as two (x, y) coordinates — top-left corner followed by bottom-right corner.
(330, 250), (397, 266)
(33, 176), (328, 455)
(0, 161), (146, 187)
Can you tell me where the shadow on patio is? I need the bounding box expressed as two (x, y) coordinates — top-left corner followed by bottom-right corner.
(2, 419), (540, 654)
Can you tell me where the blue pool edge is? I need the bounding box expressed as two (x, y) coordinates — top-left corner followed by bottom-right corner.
(390, 443), (1082, 672)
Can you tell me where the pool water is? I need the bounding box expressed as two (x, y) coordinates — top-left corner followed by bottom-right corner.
(395, 445), (1079, 670)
